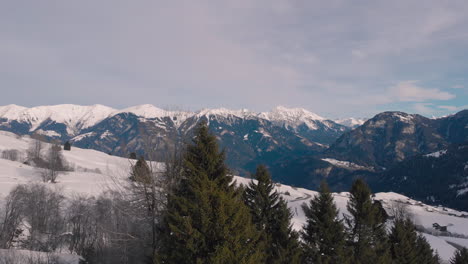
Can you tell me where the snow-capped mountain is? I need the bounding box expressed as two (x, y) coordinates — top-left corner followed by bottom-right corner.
(267, 110), (468, 209)
(259, 106), (325, 129)
(0, 104), (344, 136)
(334, 117), (368, 128)
(0, 104), (349, 176)
(0, 104), (116, 135)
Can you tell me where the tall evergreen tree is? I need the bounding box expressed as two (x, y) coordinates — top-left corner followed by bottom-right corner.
(301, 181), (348, 264)
(389, 218), (417, 263)
(346, 178), (391, 264)
(388, 209), (439, 264)
(158, 122), (263, 264)
(376, 200), (440, 264)
(451, 247), (468, 264)
(243, 165), (302, 264)
(415, 235), (440, 264)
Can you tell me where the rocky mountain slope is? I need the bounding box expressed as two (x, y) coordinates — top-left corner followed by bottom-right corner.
(373, 143), (468, 211)
(325, 110), (467, 168)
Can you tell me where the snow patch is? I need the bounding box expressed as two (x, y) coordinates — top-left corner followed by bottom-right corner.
(35, 129), (61, 138)
(425, 150), (447, 158)
(321, 158), (372, 171)
(71, 132), (96, 142)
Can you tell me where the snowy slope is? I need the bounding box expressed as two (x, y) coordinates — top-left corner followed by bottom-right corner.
(0, 104), (117, 135)
(0, 249), (82, 264)
(117, 104), (193, 126)
(334, 117), (368, 128)
(259, 106), (326, 130)
(0, 131), (466, 262)
(195, 108), (255, 119)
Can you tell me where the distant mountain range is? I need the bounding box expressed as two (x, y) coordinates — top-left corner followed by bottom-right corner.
(0, 104), (467, 210)
(269, 109), (468, 211)
(0, 104), (349, 175)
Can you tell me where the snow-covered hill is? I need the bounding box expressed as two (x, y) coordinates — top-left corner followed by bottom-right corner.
(0, 131), (466, 262)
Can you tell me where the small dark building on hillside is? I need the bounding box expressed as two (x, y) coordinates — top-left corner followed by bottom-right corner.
(64, 141), (71, 151)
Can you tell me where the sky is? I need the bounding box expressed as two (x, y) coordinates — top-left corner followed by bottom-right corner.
(1, 0), (468, 119)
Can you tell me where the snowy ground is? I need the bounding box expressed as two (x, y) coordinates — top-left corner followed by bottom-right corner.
(0, 131), (467, 263)
(0, 249), (81, 264)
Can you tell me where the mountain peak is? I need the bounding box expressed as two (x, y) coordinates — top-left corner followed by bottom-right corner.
(118, 104), (170, 118)
(334, 117), (368, 128)
(0, 104), (28, 116)
(0, 104), (117, 134)
(259, 106), (327, 130)
(269, 106), (325, 121)
(372, 111), (418, 123)
(196, 108), (253, 118)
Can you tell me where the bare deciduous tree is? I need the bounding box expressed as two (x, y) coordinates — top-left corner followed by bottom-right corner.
(66, 196), (98, 260)
(0, 186), (25, 249)
(389, 200), (412, 220)
(0, 184), (66, 252)
(27, 133), (46, 161)
(1, 149), (20, 162)
(104, 124), (184, 261)
(40, 143), (68, 183)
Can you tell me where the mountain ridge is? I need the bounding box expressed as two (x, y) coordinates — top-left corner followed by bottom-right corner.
(0, 104), (349, 177)
(0, 104), (339, 134)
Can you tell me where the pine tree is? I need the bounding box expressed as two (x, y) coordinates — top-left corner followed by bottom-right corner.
(389, 218), (420, 264)
(389, 214), (439, 264)
(416, 235), (440, 264)
(346, 178), (391, 264)
(451, 247), (468, 264)
(158, 122), (263, 264)
(243, 165), (302, 264)
(301, 181), (348, 264)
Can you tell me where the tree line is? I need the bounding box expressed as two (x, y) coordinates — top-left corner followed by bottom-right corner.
(1, 122), (467, 264)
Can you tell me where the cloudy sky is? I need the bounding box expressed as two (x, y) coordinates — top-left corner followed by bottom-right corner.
(1, 0), (467, 118)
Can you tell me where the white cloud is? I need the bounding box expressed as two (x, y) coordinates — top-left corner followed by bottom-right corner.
(388, 81), (455, 102)
(452, 84), (464, 89)
(438, 105), (468, 111)
(411, 103), (467, 116)
(413, 103), (434, 114)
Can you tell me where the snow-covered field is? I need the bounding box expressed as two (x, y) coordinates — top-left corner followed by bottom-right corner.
(0, 131), (467, 263)
(0, 249), (81, 264)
